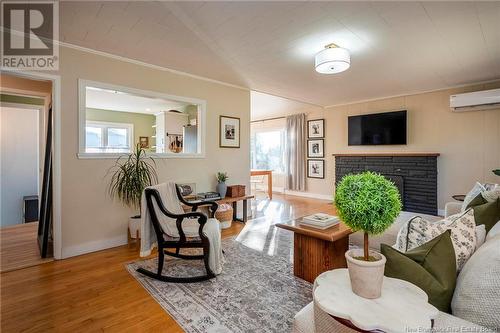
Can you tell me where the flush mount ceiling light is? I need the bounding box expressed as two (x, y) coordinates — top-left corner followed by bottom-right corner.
(315, 43), (350, 74)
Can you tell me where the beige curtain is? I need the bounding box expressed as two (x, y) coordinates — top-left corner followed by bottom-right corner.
(285, 113), (306, 191)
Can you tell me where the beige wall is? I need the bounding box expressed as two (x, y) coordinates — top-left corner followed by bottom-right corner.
(56, 46), (250, 257)
(304, 82), (500, 211)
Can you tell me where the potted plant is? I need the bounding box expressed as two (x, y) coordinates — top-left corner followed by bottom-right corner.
(335, 171), (402, 299)
(216, 172), (228, 198)
(108, 144), (158, 239)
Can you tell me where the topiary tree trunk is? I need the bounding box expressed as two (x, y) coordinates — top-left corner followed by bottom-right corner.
(364, 232), (369, 261)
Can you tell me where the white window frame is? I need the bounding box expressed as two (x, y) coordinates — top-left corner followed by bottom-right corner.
(250, 128), (286, 175)
(85, 120), (134, 153)
(78, 79), (207, 159)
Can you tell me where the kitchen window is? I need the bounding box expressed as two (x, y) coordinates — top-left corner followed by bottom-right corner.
(85, 121), (133, 153)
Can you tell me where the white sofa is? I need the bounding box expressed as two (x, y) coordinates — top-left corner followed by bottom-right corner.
(293, 205), (500, 332)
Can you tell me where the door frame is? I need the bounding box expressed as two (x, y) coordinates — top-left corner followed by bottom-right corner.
(2, 70), (62, 259)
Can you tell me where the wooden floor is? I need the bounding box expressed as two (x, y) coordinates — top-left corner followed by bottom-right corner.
(0, 194), (334, 332)
(0, 222), (53, 273)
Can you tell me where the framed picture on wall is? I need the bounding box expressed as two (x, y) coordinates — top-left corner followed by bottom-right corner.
(307, 159), (325, 179)
(139, 136), (149, 148)
(220, 116), (240, 148)
(308, 119), (324, 138)
(307, 139), (324, 158)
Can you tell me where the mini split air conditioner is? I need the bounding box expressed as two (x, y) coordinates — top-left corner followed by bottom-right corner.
(450, 88), (500, 112)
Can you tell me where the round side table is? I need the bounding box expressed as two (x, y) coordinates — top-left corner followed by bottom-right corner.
(314, 269), (439, 333)
(452, 194), (466, 202)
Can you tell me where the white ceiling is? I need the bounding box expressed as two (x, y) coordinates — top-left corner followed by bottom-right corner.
(251, 91), (322, 121)
(61, 1), (500, 107)
(86, 87), (190, 114)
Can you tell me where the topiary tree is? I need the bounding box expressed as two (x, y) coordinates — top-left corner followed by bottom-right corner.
(335, 171), (402, 261)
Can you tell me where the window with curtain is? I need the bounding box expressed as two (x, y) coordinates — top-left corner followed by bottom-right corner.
(250, 129), (285, 173)
(85, 121), (133, 153)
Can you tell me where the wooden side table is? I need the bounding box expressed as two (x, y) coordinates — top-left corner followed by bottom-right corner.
(276, 218), (352, 283)
(250, 169), (273, 199)
(314, 269), (439, 332)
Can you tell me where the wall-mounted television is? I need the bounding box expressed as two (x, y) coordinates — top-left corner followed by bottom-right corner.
(348, 110), (407, 145)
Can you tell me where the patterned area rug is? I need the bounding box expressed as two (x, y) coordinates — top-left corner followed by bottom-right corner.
(126, 227), (312, 332)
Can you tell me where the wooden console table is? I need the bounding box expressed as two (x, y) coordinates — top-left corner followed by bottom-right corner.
(185, 195), (254, 223)
(276, 217), (352, 283)
(218, 195), (254, 223)
(250, 169), (273, 200)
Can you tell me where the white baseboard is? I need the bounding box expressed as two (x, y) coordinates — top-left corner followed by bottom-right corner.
(283, 190), (332, 201)
(254, 185), (332, 201)
(62, 234), (128, 259)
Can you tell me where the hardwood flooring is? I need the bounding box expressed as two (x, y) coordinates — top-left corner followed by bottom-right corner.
(0, 194), (333, 332)
(0, 222), (53, 273)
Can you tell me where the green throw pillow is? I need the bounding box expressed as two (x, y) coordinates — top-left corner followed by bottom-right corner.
(381, 230), (456, 313)
(466, 194), (500, 232)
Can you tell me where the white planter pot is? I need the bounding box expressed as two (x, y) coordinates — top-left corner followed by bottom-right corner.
(129, 216), (141, 239)
(345, 248), (386, 299)
(219, 219), (232, 229)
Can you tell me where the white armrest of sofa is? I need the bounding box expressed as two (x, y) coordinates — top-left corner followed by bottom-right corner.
(445, 202), (462, 217)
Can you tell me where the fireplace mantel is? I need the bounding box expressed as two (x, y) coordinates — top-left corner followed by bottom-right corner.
(332, 152), (440, 157)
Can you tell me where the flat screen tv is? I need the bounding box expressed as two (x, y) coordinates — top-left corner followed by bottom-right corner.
(348, 110), (407, 145)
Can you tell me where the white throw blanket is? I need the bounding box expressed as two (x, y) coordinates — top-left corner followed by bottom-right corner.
(140, 182), (224, 275)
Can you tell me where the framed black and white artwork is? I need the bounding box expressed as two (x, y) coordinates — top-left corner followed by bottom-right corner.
(307, 159), (325, 179)
(307, 119), (324, 138)
(219, 116), (240, 148)
(307, 139), (324, 158)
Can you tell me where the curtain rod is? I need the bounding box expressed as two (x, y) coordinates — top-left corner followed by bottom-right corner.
(250, 116), (286, 123)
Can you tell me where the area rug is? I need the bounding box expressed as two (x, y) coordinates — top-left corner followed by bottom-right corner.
(126, 227), (312, 333)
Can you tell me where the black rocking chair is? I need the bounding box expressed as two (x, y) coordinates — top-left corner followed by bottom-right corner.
(136, 185), (219, 283)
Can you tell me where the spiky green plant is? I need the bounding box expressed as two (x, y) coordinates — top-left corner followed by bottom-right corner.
(216, 172), (228, 183)
(335, 171), (402, 261)
(108, 144), (158, 213)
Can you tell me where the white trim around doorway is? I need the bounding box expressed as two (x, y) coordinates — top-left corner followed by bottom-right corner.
(2, 70), (62, 260)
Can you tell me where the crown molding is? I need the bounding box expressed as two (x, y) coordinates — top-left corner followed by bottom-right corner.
(58, 41), (250, 92)
(324, 78), (500, 109)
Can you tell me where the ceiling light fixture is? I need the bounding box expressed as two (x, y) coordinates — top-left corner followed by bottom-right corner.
(315, 43), (350, 74)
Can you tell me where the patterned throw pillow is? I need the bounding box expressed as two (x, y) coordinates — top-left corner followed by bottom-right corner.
(395, 209), (477, 271)
(481, 185), (500, 203)
(461, 182), (485, 212)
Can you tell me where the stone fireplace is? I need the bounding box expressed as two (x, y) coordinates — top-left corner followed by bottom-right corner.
(333, 153), (439, 215)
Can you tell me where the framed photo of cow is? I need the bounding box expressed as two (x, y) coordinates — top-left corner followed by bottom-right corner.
(219, 116), (240, 148)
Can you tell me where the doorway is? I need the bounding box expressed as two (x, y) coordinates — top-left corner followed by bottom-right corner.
(0, 74), (56, 272)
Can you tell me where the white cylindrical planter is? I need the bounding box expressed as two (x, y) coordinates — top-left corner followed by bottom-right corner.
(129, 216), (141, 239)
(345, 249), (386, 299)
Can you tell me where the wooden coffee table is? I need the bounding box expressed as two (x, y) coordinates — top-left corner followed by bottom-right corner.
(276, 217), (352, 283)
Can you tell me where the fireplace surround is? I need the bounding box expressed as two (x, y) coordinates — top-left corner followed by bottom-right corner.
(333, 153), (439, 215)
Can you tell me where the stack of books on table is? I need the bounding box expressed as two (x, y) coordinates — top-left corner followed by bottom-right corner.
(300, 213), (340, 229)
